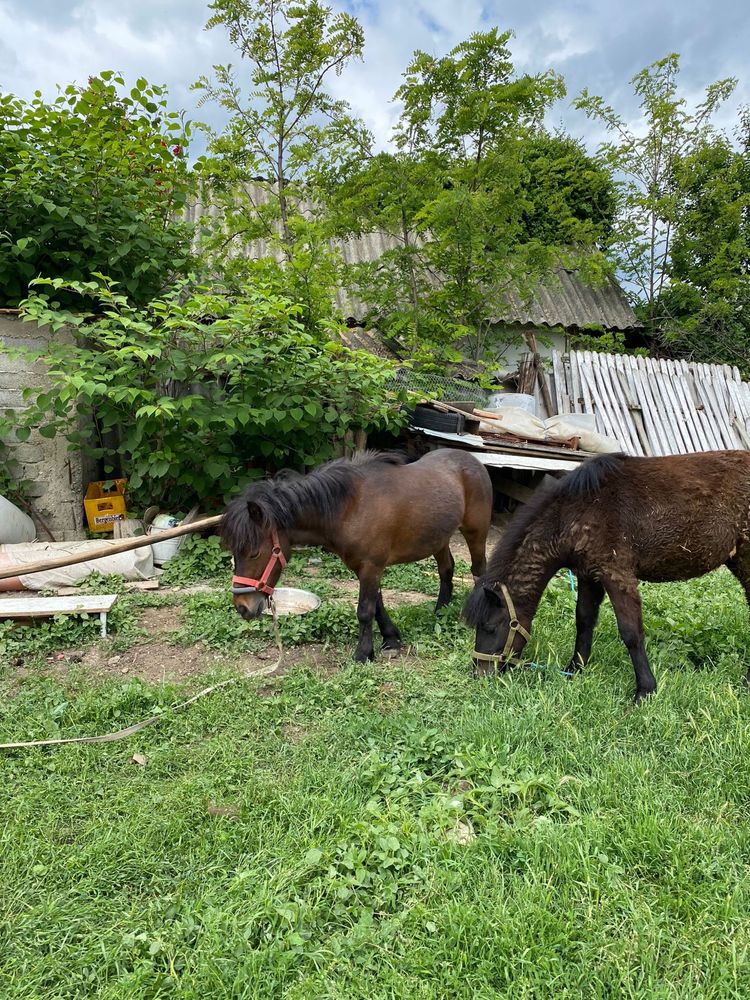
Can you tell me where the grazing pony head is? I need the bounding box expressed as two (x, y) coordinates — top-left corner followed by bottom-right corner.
(221, 485), (293, 620)
(463, 579), (531, 673)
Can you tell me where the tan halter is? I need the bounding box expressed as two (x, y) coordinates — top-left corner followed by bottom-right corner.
(473, 583), (531, 667)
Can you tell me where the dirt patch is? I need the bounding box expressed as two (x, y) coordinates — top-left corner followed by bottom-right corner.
(330, 580), (432, 608)
(450, 527), (503, 566)
(137, 605), (183, 635)
(6, 638), (341, 689)
(79, 641), (225, 683)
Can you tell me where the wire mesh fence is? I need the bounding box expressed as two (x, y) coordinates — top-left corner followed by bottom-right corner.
(386, 368), (489, 406)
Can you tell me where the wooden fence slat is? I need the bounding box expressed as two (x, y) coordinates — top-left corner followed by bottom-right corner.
(657, 361), (696, 454)
(726, 378), (750, 448)
(551, 351), (569, 416)
(598, 353), (641, 454)
(569, 351), (584, 414)
(580, 352), (626, 447)
(689, 363), (724, 450)
(697, 366), (734, 450)
(634, 357), (671, 456)
(648, 363), (683, 454)
(668, 359), (711, 452)
(707, 364), (739, 449)
(613, 355), (650, 456)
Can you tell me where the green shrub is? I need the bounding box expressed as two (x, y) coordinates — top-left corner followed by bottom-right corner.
(0, 73), (193, 306)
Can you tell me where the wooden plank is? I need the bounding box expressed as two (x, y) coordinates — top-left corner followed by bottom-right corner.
(493, 477), (536, 505)
(0, 594), (119, 639)
(590, 353), (634, 452)
(613, 355), (651, 456)
(416, 427), (590, 460)
(726, 378), (750, 448)
(597, 353), (640, 454)
(574, 351), (597, 421)
(634, 357), (671, 456)
(729, 379), (750, 439)
(0, 515), (222, 584)
(685, 360), (717, 451)
(536, 362), (555, 418)
(698, 365), (735, 449)
(650, 356), (687, 454)
(465, 452), (581, 473)
(551, 351), (565, 415)
(654, 360), (695, 454)
(667, 359), (711, 452)
(561, 354), (574, 413)
(689, 364), (724, 450)
(569, 351), (584, 414)
(649, 358), (686, 454)
(0, 595), (118, 616)
(581, 352), (633, 450)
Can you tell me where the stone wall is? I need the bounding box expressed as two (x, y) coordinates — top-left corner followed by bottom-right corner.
(0, 314), (89, 540)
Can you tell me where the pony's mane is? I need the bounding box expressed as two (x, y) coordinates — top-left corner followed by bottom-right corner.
(463, 452), (626, 626)
(221, 450), (407, 554)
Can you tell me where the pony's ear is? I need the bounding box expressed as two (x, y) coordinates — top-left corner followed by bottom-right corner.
(483, 583), (503, 607)
(247, 501), (264, 523)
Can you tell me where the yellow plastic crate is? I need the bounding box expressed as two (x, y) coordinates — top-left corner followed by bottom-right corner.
(84, 479), (128, 532)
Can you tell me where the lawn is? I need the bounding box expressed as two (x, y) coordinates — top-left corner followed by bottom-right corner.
(2, 543), (750, 999)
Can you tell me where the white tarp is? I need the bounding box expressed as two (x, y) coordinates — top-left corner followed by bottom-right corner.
(0, 540), (155, 591)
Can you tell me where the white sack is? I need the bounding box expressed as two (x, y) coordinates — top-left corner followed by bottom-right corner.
(543, 415), (621, 454)
(478, 407), (547, 441)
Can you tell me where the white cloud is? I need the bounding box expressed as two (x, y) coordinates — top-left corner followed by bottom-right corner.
(0, 0), (748, 153)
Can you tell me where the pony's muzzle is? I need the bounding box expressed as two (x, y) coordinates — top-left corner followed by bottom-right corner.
(233, 591), (268, 620)
(472, 650), (511, 677)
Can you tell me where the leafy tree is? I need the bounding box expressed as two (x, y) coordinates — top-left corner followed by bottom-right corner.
(6, 277), (407, 507)
(330, 31), (614, 367)
(652, 111), (750, 371)
(518, 133), (617, 247)
(574, 54), (736, 337)
(193, 0), (370, 329)
(0, 73), (193, 307)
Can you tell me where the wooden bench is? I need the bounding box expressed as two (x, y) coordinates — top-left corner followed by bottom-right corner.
(0, 594), (119, 638)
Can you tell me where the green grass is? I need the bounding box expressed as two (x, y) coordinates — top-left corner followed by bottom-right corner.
(2, 567), (750, 998)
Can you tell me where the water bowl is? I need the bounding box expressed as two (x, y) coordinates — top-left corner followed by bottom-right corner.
(264, 587), (322, 616)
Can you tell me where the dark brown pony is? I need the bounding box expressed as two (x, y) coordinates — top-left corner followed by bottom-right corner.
(464, 450), (750, 703)
(223, 449), (493, 662)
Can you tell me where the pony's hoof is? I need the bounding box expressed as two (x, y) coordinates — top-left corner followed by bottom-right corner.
(633, 688), (655, 705)
(382, 646), (401, 660)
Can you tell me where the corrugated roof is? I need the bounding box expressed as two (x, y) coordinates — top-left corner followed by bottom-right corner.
(496, 268), (638, 332)
(185, 190), (639, 332)
(339, 327), (398, 359)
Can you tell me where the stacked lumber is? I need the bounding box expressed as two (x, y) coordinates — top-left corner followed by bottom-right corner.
(551, 351), (750, 457)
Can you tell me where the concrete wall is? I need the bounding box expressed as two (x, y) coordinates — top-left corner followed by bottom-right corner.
(0, 314), (88, 540)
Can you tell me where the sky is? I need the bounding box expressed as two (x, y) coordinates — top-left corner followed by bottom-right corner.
(1, 0), (748, 154)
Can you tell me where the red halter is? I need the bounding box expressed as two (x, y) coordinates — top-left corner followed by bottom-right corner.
(231, 528), (288, 596)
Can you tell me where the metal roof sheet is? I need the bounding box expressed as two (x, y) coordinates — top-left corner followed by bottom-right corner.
(185, 192), (639, 332)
